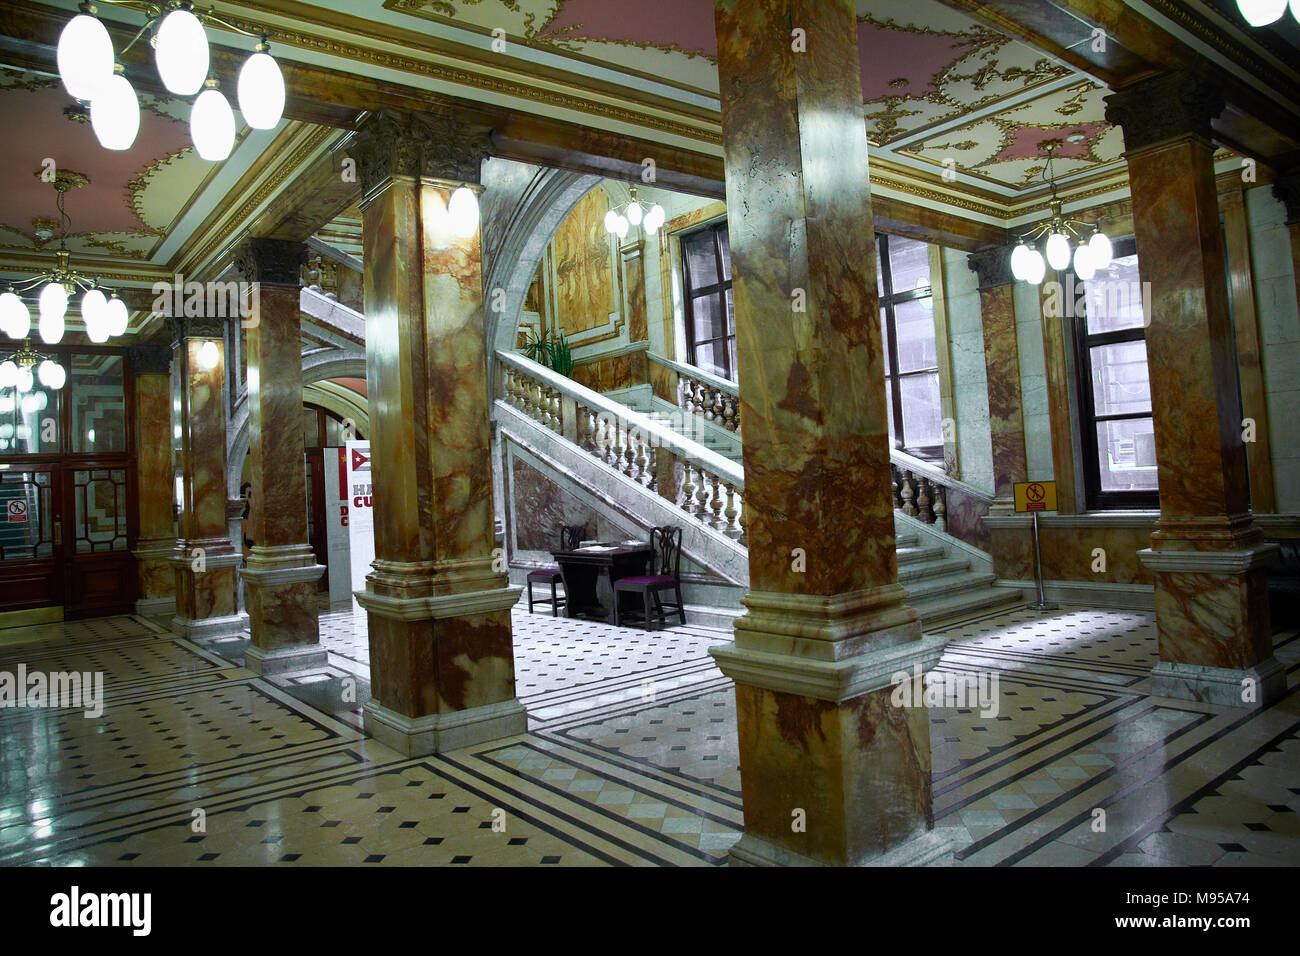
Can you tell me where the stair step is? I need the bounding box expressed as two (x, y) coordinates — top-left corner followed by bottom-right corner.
(895, 533), (920, 549)
(910, 587), (1024, 625)
(903, 570), (998, 601)
(896, 555), (972, 583)
(896, 544), (945, 565)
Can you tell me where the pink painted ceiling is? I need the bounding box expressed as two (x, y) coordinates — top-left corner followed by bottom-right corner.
(0, 80), (190, 241)
(991, 121), (1110, 163)
(535, 1), (976, 104)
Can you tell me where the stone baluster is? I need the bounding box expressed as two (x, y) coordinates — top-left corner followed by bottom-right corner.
(710, 472), (727, 530)
(723, 482), (741, 539)
(916, 478), (933, 524)
(901, 471), (917, 516)
(634, 430), (650, 484)
(694, 469), (710, 522)
(681, 462), (697, 515)
(932, 484), (947, 533)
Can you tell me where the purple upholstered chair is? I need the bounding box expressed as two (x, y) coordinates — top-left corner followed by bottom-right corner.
(527, 524), (586, 616)
(613, 525), (686, 631)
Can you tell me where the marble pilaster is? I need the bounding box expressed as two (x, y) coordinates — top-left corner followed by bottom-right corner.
(969, 247), (1028, 511)
(707, 0), (945, 867)
(170, 318), (244, 642)
(129, 346), (176, 618)
(235, 238), (327, 676)
(1105, 72), (1282, 709)
(354, 112), (525, 756)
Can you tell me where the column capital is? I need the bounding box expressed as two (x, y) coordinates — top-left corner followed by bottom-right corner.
(352, 110), (492, 198)
(1272, 170), (1300, 225)
(1103, 70), (1225, 153)
(168, 315), (229, 345)
(126, 345), (171, 375)
(234, 237), (307, 286)
(967, 245), (1016, 291)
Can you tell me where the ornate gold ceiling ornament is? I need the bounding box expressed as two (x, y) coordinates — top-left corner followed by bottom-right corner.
(125, 148), (192, 238)
(31, 168), (90, 192)
(0, 68), (59, 93)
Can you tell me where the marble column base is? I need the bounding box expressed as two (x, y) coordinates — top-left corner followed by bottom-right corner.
(244, 642), (330, 677)
(356, 584), (525, 757)
(242, 548), (326, 664)
(710, 586), (944, 867)
(363, 697), (527, 757)
(1139, 545), (1278, 707)
(133, 541), (176, 613)
(1150, 658), (1286, 710)
(171, 611), (248, 644)
(136, 595), (177, 618)
(728, 824), (954, 867)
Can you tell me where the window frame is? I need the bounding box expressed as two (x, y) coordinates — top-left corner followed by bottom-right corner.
(681, 221), (736, 382)
(878, 233), (942, 461)
(1073, 236), (1160, 511)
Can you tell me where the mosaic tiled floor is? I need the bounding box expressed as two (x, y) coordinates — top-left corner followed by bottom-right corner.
(0, 602), (1296, 866)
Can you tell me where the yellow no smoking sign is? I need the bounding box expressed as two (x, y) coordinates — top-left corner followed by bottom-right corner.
(1014, 480), (1057, 513)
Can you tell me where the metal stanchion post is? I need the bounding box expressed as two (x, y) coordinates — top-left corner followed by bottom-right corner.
(1028, 510), (1058, 611)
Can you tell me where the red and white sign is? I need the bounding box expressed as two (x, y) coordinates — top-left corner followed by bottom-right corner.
(7, 499), (27, 523)
(345, 440), (375, 597)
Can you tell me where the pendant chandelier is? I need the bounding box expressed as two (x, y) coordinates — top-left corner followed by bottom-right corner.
(55, 1), (286, 161)
(1010, 141), (1112, 286)
(1234, 0), (1300, 26)
(603, 185), (666, 239)
(0, 178), (128, 358)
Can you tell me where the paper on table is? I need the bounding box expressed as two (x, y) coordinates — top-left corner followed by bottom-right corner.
(578, 545), (618, 552)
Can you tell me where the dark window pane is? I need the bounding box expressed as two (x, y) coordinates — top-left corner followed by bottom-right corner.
(1085, 253), (1145, 334)
(73, 467), (128, 553)
(1096, 418), (1158, 492)
(880, 311), (891, 375)
(725, 288), (735, 337)
(894, 297), (937, 373)
(888, 235), (931, 293)
(0, 386), (59, 455)
(718, 229), (731, 281)
(900, 372), (942, 450)
(0, 470), (54, 560)
(685, 233), (718, 288)
(1090, 342), (1151, 417)
(691, 294), (725, 342)
(726, 337), (737, 381)
(71, 354), (125, 453)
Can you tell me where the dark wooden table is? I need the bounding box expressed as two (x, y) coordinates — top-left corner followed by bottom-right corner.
(550, 544), (652, 624)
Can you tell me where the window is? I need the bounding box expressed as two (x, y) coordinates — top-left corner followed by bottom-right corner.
(878, 234), (942, 459)
(1074, 238), (1158, 509)
(681, 221), (736, 381)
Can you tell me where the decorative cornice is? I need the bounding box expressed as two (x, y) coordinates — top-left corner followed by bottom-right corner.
(967, 245), (1015, 290)
(1104, 71), (1225, 154)
(1272, 171), (1300, 226)
(126, 345), (172, 375)
(235, 237), (308, 286)
(169, 315), (229, 344)
(351, 111), (494, 197)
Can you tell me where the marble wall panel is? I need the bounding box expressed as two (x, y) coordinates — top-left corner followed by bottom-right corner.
(569, 350), (650, 394)
(989, 521), (1156, 583)
(942, 249), (994, 495)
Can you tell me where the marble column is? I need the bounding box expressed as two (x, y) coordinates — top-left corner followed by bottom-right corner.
(170, 317), (244, 642)
(969, 247), (1028, 511)
(707, 0), (946, 867)
(129, 346), (177, 618)
(352, 112), (525, 756)
(235, 238), (327, 675)
(1105, 72), (1283, 708)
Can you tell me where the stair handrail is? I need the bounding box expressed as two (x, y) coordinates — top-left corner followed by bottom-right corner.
(889, 448), (993, 504)
(647, 351), (739, 399)
(496, 349), (744, 488)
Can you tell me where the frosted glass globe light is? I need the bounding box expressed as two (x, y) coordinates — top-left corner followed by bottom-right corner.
(39, 282), (68, 322)
(1024, 249), (1047, 286)
(237, 51), (285, 129)
(15, 365), (33, 394)
(106, 295), (129, 337)
(191, 86), (235, 161)
(1088, 231), (1113, 270)
(90, 72), (140, 151)
(1045, 232), (1071, 271)
(197, 339), (220, 370)
(448, 186), (480, 239)
(613, 214), (629, 239)
(156, 7), (209, 96)
(38, 360), (66, 390)
(0, 361), (16, 389)
(1236, 0), (1287, 25)
(81, 288), (108, 342)
(1292, 0), (1300, 21)
(645, 204), (665, 233)
(39, 309), (65, 346)
(0, 292), (29, 339)
(1073, 243), (1096, 281)
(603, 210), (618, 234)
(57, 13), (114, 101)
(20, 394), (38, 415)
(1010, 243), (1031, 281)
(626, 201), (643, 226)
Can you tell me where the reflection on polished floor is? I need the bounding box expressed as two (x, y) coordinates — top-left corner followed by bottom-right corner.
(0, 604), (1297, 866)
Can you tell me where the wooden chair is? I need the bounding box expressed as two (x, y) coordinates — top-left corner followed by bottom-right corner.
(613, 526), (686, 631)
(527, 524), (586, 616)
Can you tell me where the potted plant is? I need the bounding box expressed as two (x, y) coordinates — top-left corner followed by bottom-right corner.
(522, 327), (574, 378)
